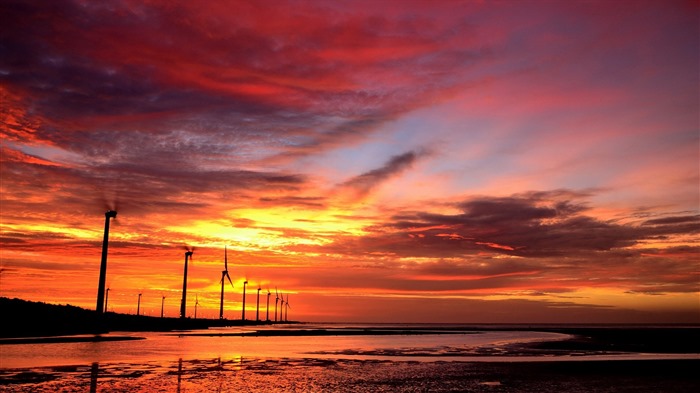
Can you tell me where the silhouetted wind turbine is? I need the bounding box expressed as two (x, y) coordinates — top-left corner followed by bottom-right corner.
(219, 246), (234, 320)
(104, 287), (110, 313)
(242, 279), (248, 321)
(279, 292), (285, 323)
(137, 292), (142, 316)
(180, 247), (194, 319)
(274, 287), (279, 322)
(266, 289), (271, 322)
(96, 210), (117, 314)
(161, 295), (166, 318)
(256, 285), (261, 322)
(194, 294), (199, 319)
(285, 294), (290, 322)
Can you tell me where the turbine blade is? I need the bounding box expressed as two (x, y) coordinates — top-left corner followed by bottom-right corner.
(224, 245), (228, 270)
(226, 272), (234, 288)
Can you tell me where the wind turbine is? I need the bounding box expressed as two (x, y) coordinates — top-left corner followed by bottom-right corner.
(219, 246), (234, 320)
(256, 285), (261, 322)
(241, 279), (248, 321)
(279, 292), (285, 323)
(104, 287), (110, 313)
(96, 210), (117, 314)
(266, 288), (271, 322)
(274, 288), (279, 322)
(161, 295), (166, 318)
(285, 294), (290, 322)
(194, 294), (199, 319)
(137, 292), (142, 316)
(180, 247), (194, 319)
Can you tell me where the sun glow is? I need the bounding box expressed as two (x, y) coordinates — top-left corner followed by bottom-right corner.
(233, 207), (370, 235)
(0, 223), (97, 240)
(163, 206), (372, 251)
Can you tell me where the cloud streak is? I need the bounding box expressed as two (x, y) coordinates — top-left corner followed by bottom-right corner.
(340, 150), (427, 198)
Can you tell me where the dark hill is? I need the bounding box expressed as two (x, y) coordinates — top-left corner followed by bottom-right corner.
(1, 297), (99, 338)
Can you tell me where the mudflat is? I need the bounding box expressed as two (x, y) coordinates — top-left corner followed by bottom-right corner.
(1, 357), (698, 393)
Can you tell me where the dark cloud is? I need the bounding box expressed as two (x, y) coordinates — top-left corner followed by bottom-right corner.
(365, 191), (698, 259)
(341, 150), (427, 196)
(415, 259), (541, 279)
(0, 143), (308, 222)
(641, 215), (700, 237)
(0, 0), (500, 202)
(258, 196), (327, 209)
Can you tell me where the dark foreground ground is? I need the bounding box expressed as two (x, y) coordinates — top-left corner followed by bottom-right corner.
(1, 358), (698, 393)
(0, 297), (292, 339)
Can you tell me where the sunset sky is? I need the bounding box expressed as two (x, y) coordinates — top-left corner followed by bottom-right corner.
(1, 0), (698, 323)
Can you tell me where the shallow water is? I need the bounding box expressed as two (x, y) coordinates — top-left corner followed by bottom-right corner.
(0, 327), (569, 368)
(1, 325), (698, 392)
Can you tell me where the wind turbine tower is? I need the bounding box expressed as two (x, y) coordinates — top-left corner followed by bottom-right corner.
(285, 294), (290, 322)
(194, 294), (199, 319)
(161, 295), (166, 318)
(137, 293), (142, 316)
(180, 249), (194, 319)
(274, 288), (279, 322)
(256, 285), (261, 322)
(104, 287), (110, 313)
(279, 293), (285, 323)
(266, 289), (271, 322)
(219, 246), (234, 320)
(96, 210), (117, 314)
(242, 280), (248, 321)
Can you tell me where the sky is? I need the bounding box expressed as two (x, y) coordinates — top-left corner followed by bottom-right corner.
(1, 0), (698, 323)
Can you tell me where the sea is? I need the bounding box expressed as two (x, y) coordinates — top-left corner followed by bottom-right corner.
(2, 322), (697, 368)
(1, 323), (698, 392)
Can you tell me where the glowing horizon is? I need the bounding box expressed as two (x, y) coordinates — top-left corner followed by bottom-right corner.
(1, 0), (698, 323)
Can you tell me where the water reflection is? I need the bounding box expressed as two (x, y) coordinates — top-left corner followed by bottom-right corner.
(1, 330), (574, 369)
(216, 357), (223, 393)
(90, 362), (98, 393)
(177, 358), (182, 393)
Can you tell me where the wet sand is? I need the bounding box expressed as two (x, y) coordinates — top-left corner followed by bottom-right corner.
(1, 326), (698, 392)
(0, 357), (698, 392)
